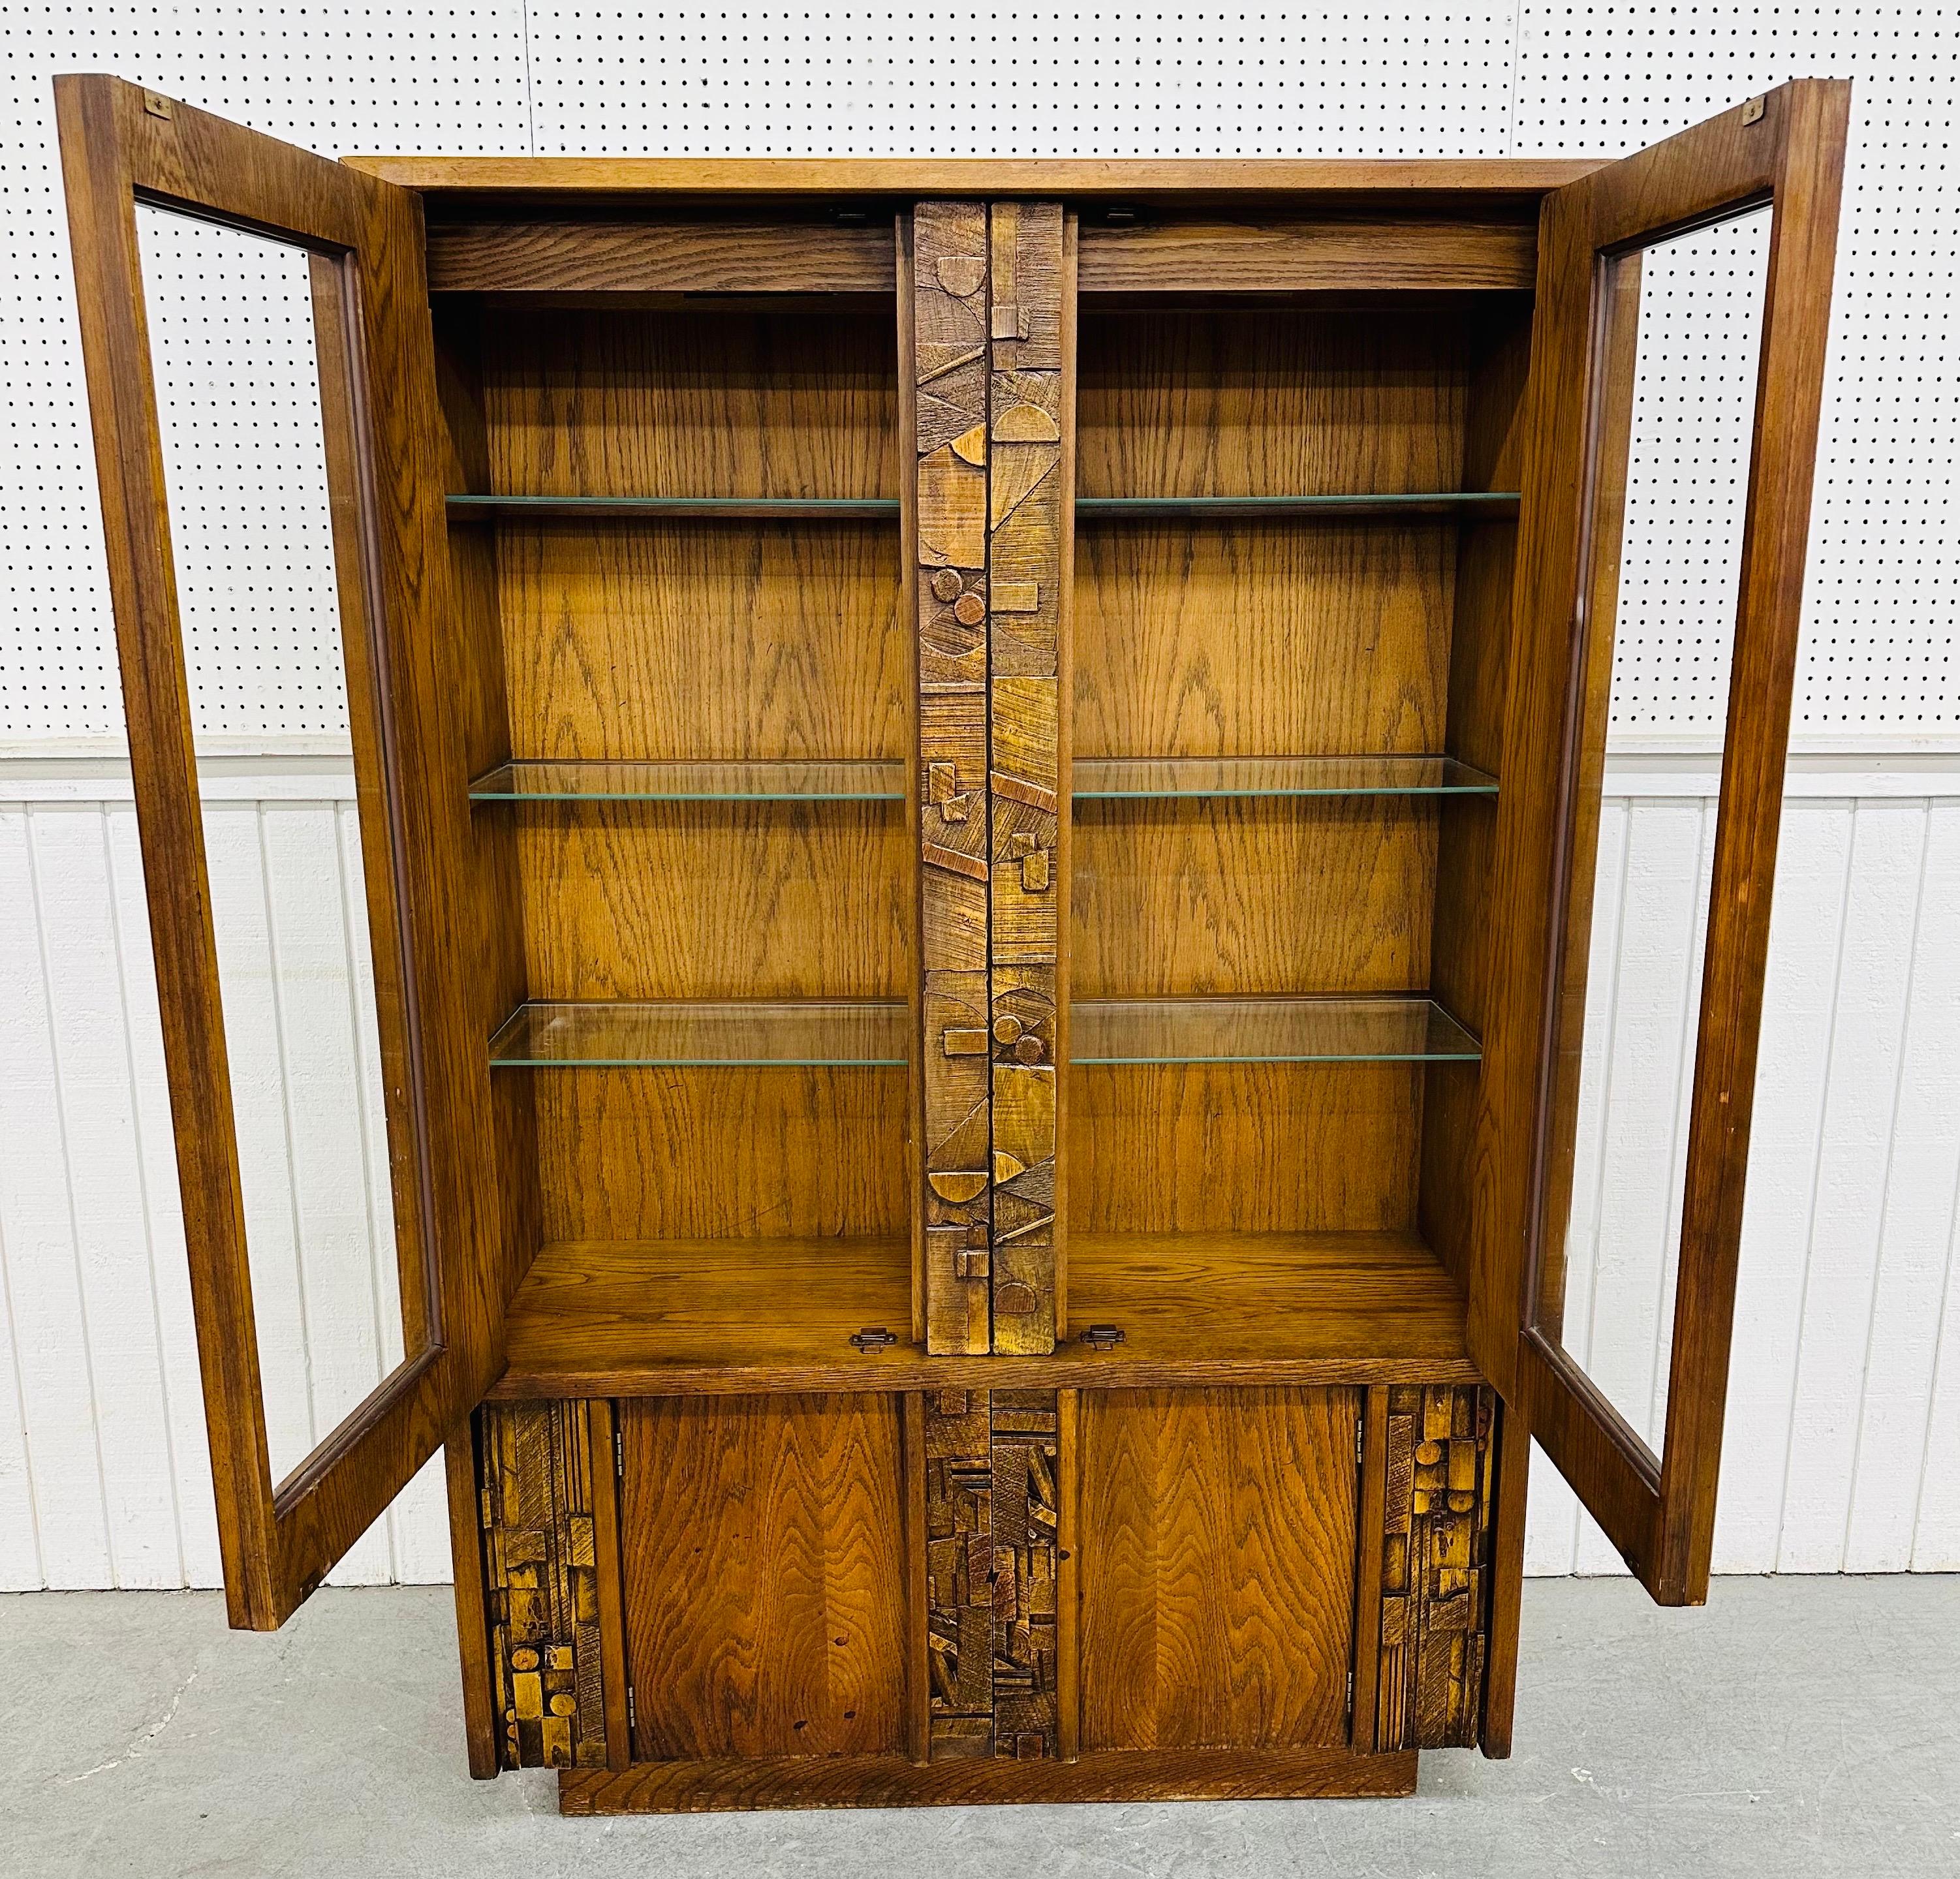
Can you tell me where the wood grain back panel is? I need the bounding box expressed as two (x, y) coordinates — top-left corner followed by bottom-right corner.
(486, 305), (899, 499)
(1068, 1063), (1420, 1235)
(1079, 1388), (1359, 1750)
(537, 1067), (908, 1243)
(495, 517), (904, 761)
(1074, 796), (1436, 997)
(1074, 519), (1453, 758)
(621, 1393), (909, 1760)
(517, 803), (907, 1001)
(1077, 307), (1466, 499)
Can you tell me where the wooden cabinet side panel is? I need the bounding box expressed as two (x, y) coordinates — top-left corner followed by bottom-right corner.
(1078, 1388), (1359, 1752)
(619, 1394), (909, 1760)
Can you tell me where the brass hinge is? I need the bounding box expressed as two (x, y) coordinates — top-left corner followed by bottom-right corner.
(1079, 1324), (1124, 1352)
(615, 1427), (625, 1480)
(850, 1326), (899, 1351)
(1741, 95), (1766, 125)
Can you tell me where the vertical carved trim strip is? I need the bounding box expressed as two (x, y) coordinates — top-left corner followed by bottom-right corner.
(986, 200), (1066, 1355)
(990, 1389), (1061, 1758)
(914, 201), (993, 1356)
(479, 1401), (608, 1771)
(1376, 1384), (1495, 1750)
(924, 1387), (1063, 1761)
(924, 1388), (995, 1760)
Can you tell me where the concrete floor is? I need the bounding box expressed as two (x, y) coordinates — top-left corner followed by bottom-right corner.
(8, 1577), (1957, 1878)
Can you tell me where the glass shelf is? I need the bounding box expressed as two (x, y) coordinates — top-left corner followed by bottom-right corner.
(447, 494), (900, 520)
(469, 755), (1493, 804)
(489, 1000), (909, 1068)
(1073, 755), (1496, 799)
(469, 758), (905, 803)
(1072, 997), (1480, 1064)
(1075, 491), (1520, 520)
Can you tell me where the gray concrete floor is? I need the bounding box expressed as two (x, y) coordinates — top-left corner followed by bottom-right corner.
(7, 1576), (1957, 1877)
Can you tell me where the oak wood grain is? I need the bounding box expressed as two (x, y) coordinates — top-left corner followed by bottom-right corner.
(1073, 796), (1437, 997)
(1078, 307), (1465, 499)
(494, 517), (904, 762)
(555, 1744), (1418, 1810)
(1074, 519), (1453, 758)
(1080, 1389), (1359, 1750)
(516, 803), (907, 1001)
(348, 151), (1597, 195)
(535, 1067), (907, 1244)
(486, 305), (899, 499)
(1069, 1062), (1421, 1234)
(1079, 216), (1535, 294)
(428, 219), (896, 295)
(493, 1231), (1474, 1397)
(619, 1394), (908, 1759)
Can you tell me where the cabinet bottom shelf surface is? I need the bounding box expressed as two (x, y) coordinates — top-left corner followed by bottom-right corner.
(493, 1228), (1474, 1395)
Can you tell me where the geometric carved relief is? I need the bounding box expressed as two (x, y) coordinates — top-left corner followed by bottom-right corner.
(1375, 1384), (1495, 1751)
(915, 200), (994, 1356)
(986, 201), (1067, 1355)
(479, 1401), (608, 1771)
(924, 1388), (1062, 1760)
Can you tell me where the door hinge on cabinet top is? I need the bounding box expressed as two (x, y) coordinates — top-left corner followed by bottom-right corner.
(614, 1427), (624, 1480)
(1358, 1416), (1366, 1465)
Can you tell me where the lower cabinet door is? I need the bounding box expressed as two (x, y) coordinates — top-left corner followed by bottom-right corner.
(1079, 1388), (1361, 1752)
(617, 1393), (910, 1762)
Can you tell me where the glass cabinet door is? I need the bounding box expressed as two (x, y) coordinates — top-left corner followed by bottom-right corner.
(57, 75), (499, 1626)
(1482, 82), (1851, 1604)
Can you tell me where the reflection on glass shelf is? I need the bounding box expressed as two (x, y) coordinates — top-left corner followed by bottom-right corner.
(447, 493), (900, 520)
(1072, 997), (1480, 1064)
(1073, 756), (1496, 799)
(1076, 491), (1521, 520)
(469, 758), (904, 803)
(489, 1001), (908, 1068)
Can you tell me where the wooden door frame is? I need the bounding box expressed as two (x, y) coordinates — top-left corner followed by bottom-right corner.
(1472, 80), (1850, 1607)
(55, 72), (503, 1627)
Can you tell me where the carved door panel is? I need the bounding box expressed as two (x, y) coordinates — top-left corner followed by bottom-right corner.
(909, 203), (1075, 1355)
(57, 75), (501, 1627)
(1483, 82), (1851, 1602)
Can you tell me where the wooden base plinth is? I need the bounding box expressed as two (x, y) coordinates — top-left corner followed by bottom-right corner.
(557, 1747), (1418, 1812)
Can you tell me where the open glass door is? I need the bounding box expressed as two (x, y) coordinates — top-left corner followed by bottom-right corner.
(56, 74), (501, 1626)
(1486, 82), (1850, 1604)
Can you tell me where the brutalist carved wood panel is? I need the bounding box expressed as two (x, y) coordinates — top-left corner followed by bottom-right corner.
(924, 1386), (995, 1759)
(914, 201), (994, 1356)
(924, 1387), (1062, 1760)
(1376, 1384), (1495, 1751)
(988, 1389), (1062, 1756)
(478, 1401), (608, 1771)
(987, 201), (1068, 1355)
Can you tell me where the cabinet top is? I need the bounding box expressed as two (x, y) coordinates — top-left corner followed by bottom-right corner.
(341, 154), (1602, 204)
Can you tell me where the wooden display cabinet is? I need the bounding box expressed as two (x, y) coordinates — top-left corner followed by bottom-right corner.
(57, 73), (1848, 1810)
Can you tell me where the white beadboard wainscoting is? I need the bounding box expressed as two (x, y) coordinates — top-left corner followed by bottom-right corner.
(1, 751), (1957, 1589)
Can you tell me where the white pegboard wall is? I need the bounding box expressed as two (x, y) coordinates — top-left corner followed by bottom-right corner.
(0, 3), (1955, 743)
(0, 3), (532, 743)
(1608, 209), (1773, 736)
(137, 207), (349, 739)
(521, 7), (1521, 158)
